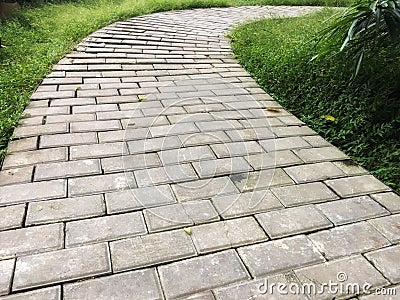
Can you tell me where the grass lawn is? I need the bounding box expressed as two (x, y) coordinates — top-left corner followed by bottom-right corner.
(0, 0), (351, 159)
(231, 8), (400, 192)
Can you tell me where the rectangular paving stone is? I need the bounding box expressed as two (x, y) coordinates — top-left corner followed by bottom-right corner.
(2, 148), (67, 169)
(144, 203), (193, 232)
(127, 136), (181, 154)
(68, 172), (136, 196)
(191, 217), (267, 254)
(308, 222), (390, 259)
(178, 131), (229, 147)
(271, 182), (338, 207)
(172, 177), (238, 202)
(24, 106), (69, 117)
(260, 136), (311, 152)
(210, 141), (263, 158)
(134, 163), (197, 187)
(40, 132), (97, 148)
(192, 157), (252, 178)
(0, 204), (25, 231)
(51, 97), (95, 106)
(333, 160), (369, 176)
(294, 255), (389, 299)
(365, 244), (400, 284)
(245, 150), (303, 170)
(294, 147), (349, 163)
(121, 115), (169, 129)
(0, 223), (63, 259)
(158, 250), (249, 299)
(325, 175), (390, 197)
(63, 268), (162, 300)
(96, 109), (143, 120)
(225, 127), (275, 142)
(0, 179), (66, 205)
(66, 211), (146, 247)
(0, 286), (61, 300)
(284, 162), (345, 183)
(30, 90), (74, 100)
(70, 120), (121, 132)
(150, 122), (199, 137)
(105, 184), (176, 213)
(12, 123), (68, 138)
(13, 243), (111, 291)
(182, 200), (219, 225)
(159, 145), (215, 165)
(101, 153), (161, 173)
(35, 159), (101, 181)
(368, 214), (400, 243)
(0, 259), (14, 296)
(46, 113), (95, 124)
(70, 142), (128, 160)
(316, 196), (389, 225)
(212, 190), (283, 218)
(371, 192), (400, 213)
(7, 137), (38, 153)
(195, 120), (242, 132)
(0, 166), (33, 186)
(110, 229), (196, 272)
(98, 127), (149, 143)
(256, 205), (332, 239)
(238, 235), (325, 277)
(230, 169), (294, 192)
(271, 126), (316, 137)
(26, 195), (105, 225)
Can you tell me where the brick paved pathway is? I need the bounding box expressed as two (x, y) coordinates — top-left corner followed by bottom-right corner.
(0, 6), (399, 299)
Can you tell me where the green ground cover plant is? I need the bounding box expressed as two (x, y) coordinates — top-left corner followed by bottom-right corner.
(231, 8), (400, 192)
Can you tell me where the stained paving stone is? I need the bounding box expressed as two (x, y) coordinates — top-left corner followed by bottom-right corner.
(271, 182), (338, 207)
(0, 223), (63, 259)
(0, 286), (61, 300)
(190, 217), (267, 253)
(284, 162), (345, 183)
(332, 160), (369, 176)
(316, 196), (389, 225)
(0, 259), (14, 296)
(159, 145), (215, 165)
(172, 177), (238, 202)
(0, 166), (33, 186)
(13, 243), (111, 291)
(308, 222), (391, 259)
(34, 159), (101, 181)
(105, 184), (176, 213)
(26, 195), (105, 225)
(212, 190), (283, 218)
(238, 235), (325, 277)
(12, 123), (68, 138)
(294, 255), (389, 299)
(325, 175), (390, 197)
(158, 250), (249, 299)
(7, 137), (38, 153)
(294, 147), (349, 163)
(256, 205), (332, 239)
(365, 244), (400, 284)
(0, 205), (25, 231)
(2, 148), (67, 169)
(192, 157), (252, 178)
(63, 269), (163, 300)
(110, 229), (196, 272)
(368, 214), (400, 243)
(370, 192), (400, 213)
(66, 211), (146, 247)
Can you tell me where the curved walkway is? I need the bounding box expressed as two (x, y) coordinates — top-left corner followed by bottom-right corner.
(0, 6), (399, 299)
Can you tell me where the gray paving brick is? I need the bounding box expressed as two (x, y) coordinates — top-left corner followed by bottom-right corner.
(271, 126), (316, 137)
(271, 182), (338, 207)
(212, 190), (283, 218)
(0, 223), (63, 259)
(0, 259), (14, 296)
(260, 136), (310, 152)
(63, 269), (162, 300)
(0, 180), (66, 206)
(210, 141), (262, 158)
(110, 229), (196, 272)
(0, 205), (25, 231)
(371, 192), (400, 213)
(366, 244), (400, 284)
(230, 169), (294, 192)
(68, 172), (136, 196)
(121, 115), (169, 128)
(134, 163), (197, 187)
(295, 147), (349, 163)
(245, 150), (303, 170)
(333, 160), (369, 176)
(70, 120), (121, 132)
(159, 250), (249, 299)
(24, 106), (69, 117)
(308, 222), (390, 259)
(368, 214), (400, 243)
(159, 145), (215, 165)
(2, 148), (67, 169)
(12, 123), (68, 138)
(0, 166), (33, 186)
(172, 177), (238, 202)
(105, 185), (176, 213)
(70, 142), (128, 159)
(144, 203), (193, 232)
(127, 136), (181, 154)
(7, 137), (38, 153)
(191, 217), (267, 253)
(196, 120), (242, 132)
(35, 159), (101, 181)
(46, 113), (95, 123)
(0, 286), (61, 300)
(284, 162), (345, 183)
(66, 211), (146, 247)
(192, 157), (252, 178)
(316, 196), (389, 225)
(30, 90), (74, 100)
(13, 243), (111, 291)
(238, 235), (324, 277)
(101, 153), (161, 173)
(182, 200), (219, 225)
(51, 97), (95, 106)
(40, 132), (97, 148)
(26, 195), (105, 225)
(256, 205), (332, 239)
(325, 175), (390, 197)
(296, 255), (389, 298)
(98, 128), (149, 143)
(179, 131), (229, 147)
